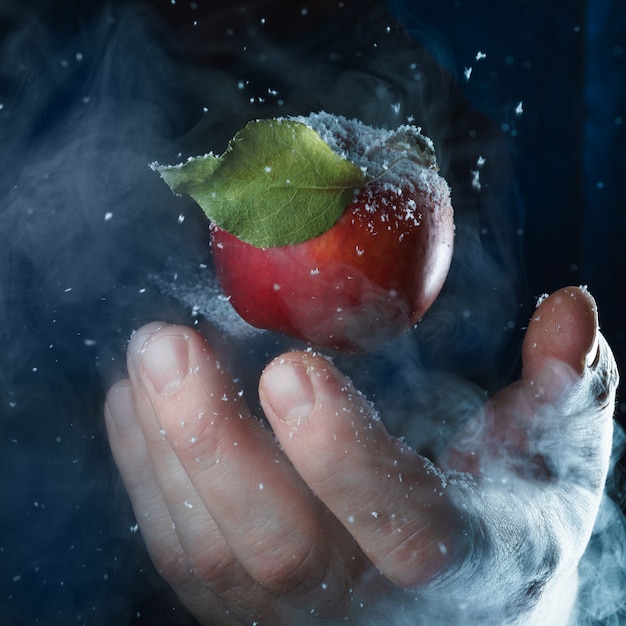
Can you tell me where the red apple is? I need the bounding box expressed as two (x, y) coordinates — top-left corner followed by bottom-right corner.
(209, 119), (454, 352)
(155, 112), (454, 352)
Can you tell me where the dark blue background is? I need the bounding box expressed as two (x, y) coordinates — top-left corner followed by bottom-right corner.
(393, 0), (626, 410)
(1, 1), (625, 624)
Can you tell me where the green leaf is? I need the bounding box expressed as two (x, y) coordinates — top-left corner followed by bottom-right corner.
(153, 118), (367, 248)
(155, 154), (221, 197)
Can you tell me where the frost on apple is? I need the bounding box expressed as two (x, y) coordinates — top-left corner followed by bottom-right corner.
(294, 111), (439, 181)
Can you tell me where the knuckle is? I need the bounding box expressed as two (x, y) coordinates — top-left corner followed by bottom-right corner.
(149, 541), (195, 588)
(383, 532), (446, 588)
(253, 538), (322, 596)
(188, 547), (240, 590)
(374, 506), (463, 588)
(159, 404), (231, 465)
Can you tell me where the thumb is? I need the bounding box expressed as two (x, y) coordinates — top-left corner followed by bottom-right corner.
(446, 286), (618, 494)
(522, 286), (599, 392)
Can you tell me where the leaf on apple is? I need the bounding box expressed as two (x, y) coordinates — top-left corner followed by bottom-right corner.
(153, 119), (368, 248)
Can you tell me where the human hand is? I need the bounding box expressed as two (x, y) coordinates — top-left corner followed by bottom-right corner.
(104, 286), (618, 625)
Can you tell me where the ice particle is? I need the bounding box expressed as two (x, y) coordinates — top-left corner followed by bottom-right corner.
(471, 170), (481, 191)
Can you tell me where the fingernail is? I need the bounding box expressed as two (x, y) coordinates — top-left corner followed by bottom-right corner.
(585, 331), (600, 369)
(132, 328), (190, 395)
(106, 382), (136, 432)
(262, 361), (315, 424)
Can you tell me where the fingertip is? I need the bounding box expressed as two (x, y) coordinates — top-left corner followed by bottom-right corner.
(260, 351), (340, 426)
(260, 353), (316, 426)
(127, 323), (206, 397)
(523, 286), (598, 376)
(127, 322), (171, 358)
(104, 379), (137, 433)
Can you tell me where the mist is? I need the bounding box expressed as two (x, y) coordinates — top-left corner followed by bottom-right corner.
(0, 1), (624, 624)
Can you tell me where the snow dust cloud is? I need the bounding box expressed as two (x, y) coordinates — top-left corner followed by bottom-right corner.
(0, 1), (624, 624)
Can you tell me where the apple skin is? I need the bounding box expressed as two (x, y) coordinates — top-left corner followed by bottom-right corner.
(210, 176), (454, 353)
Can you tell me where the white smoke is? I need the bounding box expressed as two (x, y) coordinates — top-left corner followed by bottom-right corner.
(0, 1), (624, 625)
